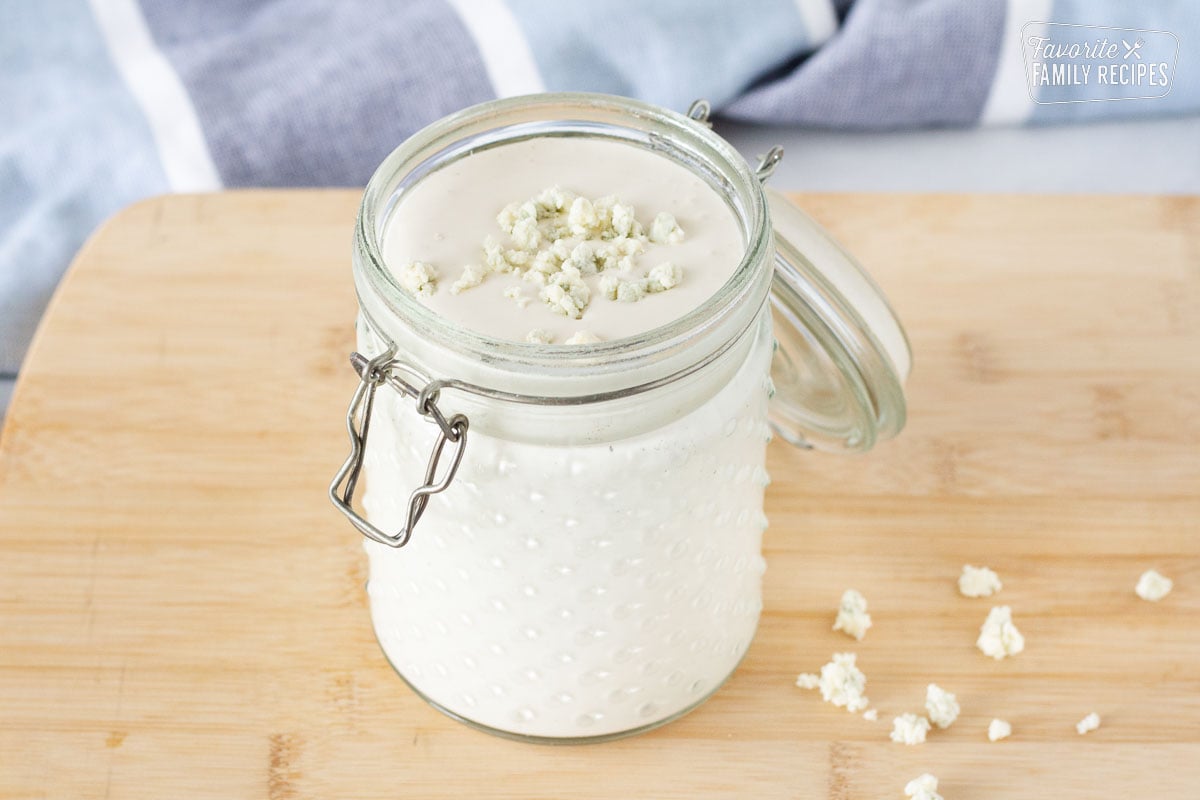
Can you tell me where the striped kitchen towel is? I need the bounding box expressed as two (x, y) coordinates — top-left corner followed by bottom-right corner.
(2, 0), (1198, 385)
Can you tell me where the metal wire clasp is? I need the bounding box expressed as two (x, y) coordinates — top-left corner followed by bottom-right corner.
(328, 347), (469, 548)
(684, 97), (783, 182)
(755, 146), (784, 182)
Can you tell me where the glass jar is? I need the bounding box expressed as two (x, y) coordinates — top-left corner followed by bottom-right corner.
(330, 93), (910, 743)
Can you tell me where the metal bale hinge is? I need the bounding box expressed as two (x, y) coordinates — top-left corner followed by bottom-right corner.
(328, 347), (469, 548)
(686, 97), (783, 182)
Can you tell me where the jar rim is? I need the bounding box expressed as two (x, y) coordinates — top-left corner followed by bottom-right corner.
(354, 92), (773, 384)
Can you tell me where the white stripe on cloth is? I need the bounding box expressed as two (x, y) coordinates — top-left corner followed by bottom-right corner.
(445, 0), (545, 98)
(87, 0), (221, 191)
(981, 0), (1052, 125)
(792, 0), (838, 47)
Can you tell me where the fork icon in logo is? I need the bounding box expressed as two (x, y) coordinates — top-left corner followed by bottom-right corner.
(1122, 38), (1145, 60)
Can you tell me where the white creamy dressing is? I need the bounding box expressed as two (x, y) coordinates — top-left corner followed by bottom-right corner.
(360, 134), (774, 738)
(381, 136), (744, 343)
(361, 320), (773, 738)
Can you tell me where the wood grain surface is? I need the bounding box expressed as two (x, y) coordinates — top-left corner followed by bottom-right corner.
(1, 191), (1197, 799)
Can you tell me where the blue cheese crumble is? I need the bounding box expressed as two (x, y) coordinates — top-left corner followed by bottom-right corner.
(816, 652), (869, 713)
(976, 605), (1025, 660)
(402, 188), (688, 329)
(904, 773), (943, 800)
(398, 260), (438, 298)
(564, 330), (602, 345)
(833, 589), (872, 641)
(1135, 569), (1173, 601)
(924, 683), (960, 729)
(649, 212), (685, 244)
(890, 713), (931, 745)
(959, 564), (1003, 598)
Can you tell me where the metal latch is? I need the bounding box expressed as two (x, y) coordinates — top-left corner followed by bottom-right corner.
(328, 347), (469, 548)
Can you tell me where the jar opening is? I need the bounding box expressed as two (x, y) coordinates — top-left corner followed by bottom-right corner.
(354, 93), (773, 391)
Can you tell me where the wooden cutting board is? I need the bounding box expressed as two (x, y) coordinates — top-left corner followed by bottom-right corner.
(1, 191), (1197, 799)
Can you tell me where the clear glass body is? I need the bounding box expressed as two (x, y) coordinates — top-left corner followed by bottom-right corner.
(351, 94), (777, 742)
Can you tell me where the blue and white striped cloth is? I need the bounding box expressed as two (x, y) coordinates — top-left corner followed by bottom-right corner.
(3, 0), (1199, 388)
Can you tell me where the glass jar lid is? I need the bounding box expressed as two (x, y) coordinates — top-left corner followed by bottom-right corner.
(766, 189), (911, 452)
